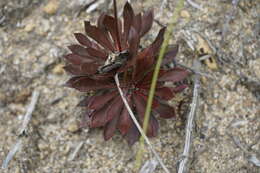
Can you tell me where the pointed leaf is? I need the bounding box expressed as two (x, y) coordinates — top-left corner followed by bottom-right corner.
(103, 15), (122, 51)
(133, 93), (146, 121)
(106, 96), (124, 122)
(155, 101), (175, 119)
(86, 47), (107, 60)
(146, 115), (159, 137)
(89, 104), (110, 128)
(63, 64), (83, 75)
(172, 84), (188, 93)
(155, 87), (174, 100)
(118, 94), (133, 135)
(140, 9), (153, 37)
(123, 3), (134, 39)
(162, 45), (179, 66)
(64, 53), (94, 65)
(158, 67), (190, 82)
(88, 91), (117, 110)
(118, 107), (133, 135)
(68, 45), (89, 56)
(150, 27), (166, 55)
(133, 93), (158, 137)
(84, 21), (115, 51)
(128, 27), (140, 57)
(132, 13), (142, 34)
(66, 76), (114, 92)
(125, 123), (140, 146)
(103, 111), (120, 140)
(74, 33), (92, 48)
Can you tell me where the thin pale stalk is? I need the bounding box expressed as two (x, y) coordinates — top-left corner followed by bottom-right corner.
(177, 61), (200, 173)
(136, 0), (185, 170)
(1, 139), (23, 169)
(114, 74), (170, 173)
(186, 0), (203, 11)
(19, 90), (40, 135)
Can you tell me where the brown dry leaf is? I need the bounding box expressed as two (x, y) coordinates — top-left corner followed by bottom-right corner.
(195, 34), (218, 70)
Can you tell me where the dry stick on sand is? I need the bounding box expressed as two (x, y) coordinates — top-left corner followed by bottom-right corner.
(186, 0), (203, 11)
(177, 61), (200, 173)
(114, 74), (170, 173)
(140, 157), (158, 173)
(68, 141), (85, 161)
(1, 90), (40, 169)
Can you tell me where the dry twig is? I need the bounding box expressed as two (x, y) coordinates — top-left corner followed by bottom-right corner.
(1, 90), (39, 169)
(186, 0), (203, 11)
(114, 74), (170, 173)
(68, 141), (84, 161)
(178, 61), (201, 173)
(1, 139), (23, 169)
(139, 157), (158, 173)
(19, 90), (40, 135)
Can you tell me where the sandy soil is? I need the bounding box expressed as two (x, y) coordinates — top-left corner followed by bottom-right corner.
(0, 0), (259, 173)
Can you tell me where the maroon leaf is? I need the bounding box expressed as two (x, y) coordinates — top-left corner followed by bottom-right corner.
(172, 84), (188, 93)
(146, 115), (159, 137)
(89, 104), (110, 128)
(79, 62), (100, 74)
(80, 110), (92, 128)
(64, 53), (95, 65)
(132, 13), (142, 35)
(133, 93), (146, 121)
(154, 101), (175, 119)
(118, 107), (133, 135)
(68, 45), (89, 56)
(140, 9), (153, 37)
(88, 91), (118, 110)
(74, 33), (93, 48)
(103, 111), (120, 140)
(125, 123), (140, 145)
(133, 93), (158, 137)
(66, 76), (114, 92)
(149, 27), (166, 55)
(123, 2), (134, 46)
(128, 27), (140, 57)
(118, 94), (133, 135)
(64, 62), (99, 75)
(158, 67), (190, 82)
(161, 45), (179, 66)
(84, 21), (115, 51)
(106, 96), (124, 122)
(64, 64), (84, 75)
(86, 47), (107, 60)
(103, 15), (123, 51)
(155, 87), (175, 100)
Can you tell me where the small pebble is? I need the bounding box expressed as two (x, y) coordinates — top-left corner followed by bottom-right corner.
(24, 23), (35, 32)
(52, 64), (64, 75)
(67, 121), (79, 133)
(180, 10), (191, 18)
(43, 0), (59, 15)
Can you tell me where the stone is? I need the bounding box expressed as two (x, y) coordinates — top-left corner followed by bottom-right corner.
(43, 0), (59, 15)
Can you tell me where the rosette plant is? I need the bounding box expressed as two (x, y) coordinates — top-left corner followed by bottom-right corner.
(64, 1), (190, 145)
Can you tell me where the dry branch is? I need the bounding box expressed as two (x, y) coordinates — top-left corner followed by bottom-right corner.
(186, 0), (203, 11)
(178, 61), (201, 173)
(140, 157), (158, 173)
(1, 90), (39, 169)
(19, 90), (40, 135)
